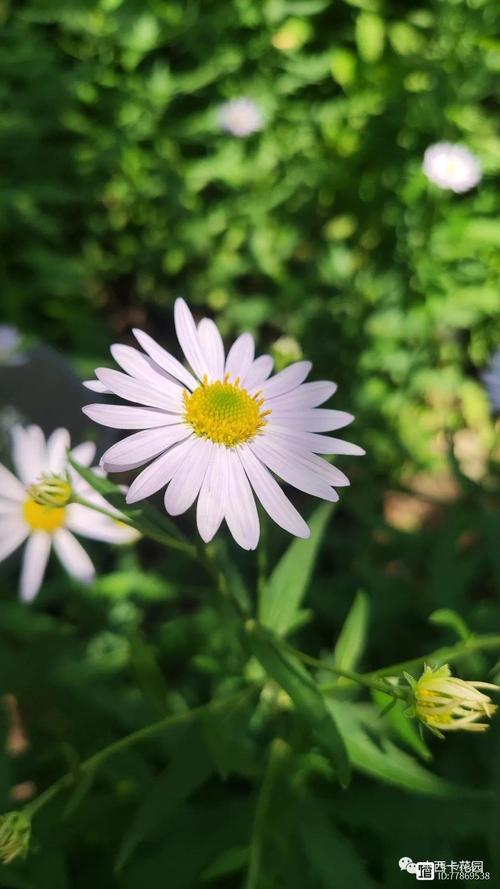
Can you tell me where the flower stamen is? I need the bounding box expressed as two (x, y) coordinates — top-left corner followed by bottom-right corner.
(183, 378), (271, 447)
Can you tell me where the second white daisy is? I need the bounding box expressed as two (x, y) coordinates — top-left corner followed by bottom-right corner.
(0, 425), (137, 602)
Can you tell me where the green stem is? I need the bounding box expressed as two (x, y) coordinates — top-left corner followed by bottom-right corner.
(73, 496), (196, 557)
(245, 738), (289, 889)
(319, 634), (500, 694)
(366, 634), (500, 679)
(289, 648), (408, 701)
(197, 541), (249, 620)
(24, 688), (254, 820)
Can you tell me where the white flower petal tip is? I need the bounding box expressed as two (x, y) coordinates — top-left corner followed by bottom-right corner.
(0, 425), (137, 601)
(84, 301), (362, 547)
(422, 143), (481, 193)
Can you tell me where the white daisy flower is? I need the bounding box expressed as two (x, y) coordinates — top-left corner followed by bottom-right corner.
(217, 98), (263, 138)
(422, 142), (481, 193)
(0, 425), (137, 602)
(83, 299), (363, 550)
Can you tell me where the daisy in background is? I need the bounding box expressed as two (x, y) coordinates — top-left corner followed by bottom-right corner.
(218, 97), (263, 138)
(481, 349), (500, 412)
(422, 142), (481, 193)
(0, 426), (137, 602)
(83, 298), (364, 551)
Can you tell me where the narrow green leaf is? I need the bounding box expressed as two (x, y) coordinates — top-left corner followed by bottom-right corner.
(332, 590), (369, 672)
(259, 502), (333, 637)
(201, 846), (249, 881)
(128, 630), (169, 715)
(114, 731), (213, 871)
(327, 700), (478, 797)
(63, 767), (96, 818)
(429, 609), (471, 642)
(246, 622), (350, 787)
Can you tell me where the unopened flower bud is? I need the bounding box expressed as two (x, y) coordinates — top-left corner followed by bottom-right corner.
(0, 811), (31, 864)
(407, 664), (500, 738)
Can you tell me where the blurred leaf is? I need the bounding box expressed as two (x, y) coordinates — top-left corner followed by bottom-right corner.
(128, 630), (168, 715)
(355, 12), (385, 62)
(115, 730), (214, 871)
(298, 794), (379, 889)
(328, 700), (475, 797)
(332, 590), (369, 672)
(246, 623), (350, 787)
(259, 502), (333, 637)
(372, 690), (432, 762)
(429, 609), (471, 642)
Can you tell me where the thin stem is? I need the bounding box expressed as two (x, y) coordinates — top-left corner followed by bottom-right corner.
(25, 687), (254, 820)
(245, 738), (288, 889)
(73, 496), (196, 557)
(366, 634), (500, 679)
(319, 634), (500, 694)
(197, 541), (249, 620)
(289, 648), (408, 701)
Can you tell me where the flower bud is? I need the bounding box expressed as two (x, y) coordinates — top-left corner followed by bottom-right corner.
(407, 664), (500, 737)
(0, 811), (31, 864)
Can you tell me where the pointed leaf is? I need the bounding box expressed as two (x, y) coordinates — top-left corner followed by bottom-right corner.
(246, 622), (350, 787)
(259, 502), (333, 637)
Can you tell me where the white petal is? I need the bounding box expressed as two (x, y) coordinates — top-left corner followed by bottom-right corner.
(0, 463), (25, 501)
(238, 446), (310, 539)
(52, 529), (95, 584)
(83, 403), (180, 430)
(197, 319), (225, 382)
(164, 438), (213, 516)
(0, 517), (28, 562)
(83, 379), (110, 393)
(0, 500), (22, 517)
(224, 449), (260, 550)
(256, 361), (312, 400)
(46, 428), (71, 475)
(70, 441), (96, 467)
(65, 504), (136, 544)
(20, 531), (51, 602)
(196, 445), (228, 543)
(126, 436), (196, 503)
(267, 409), (354, 432)
(132, 328), (198, 391)
(95, 368), (183, 413)
(174, 298), (208, 381)
(12, 425), (47, 484)
(250, 438), (341, 499)
(110, 344), (183, 400)
(259, 435), (350, 486)
(266, 427), (365, 456)
(242, 355), (274, 390)
(101, 425), (190, 472)
(225, 333), (255, 383)
(268, 381), (337, 409)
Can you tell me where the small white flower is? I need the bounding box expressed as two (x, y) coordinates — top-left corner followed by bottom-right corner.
(408, 664), (500, 737)
(422, 142), (481, 193)
(0, 325), (25, 366)
(0, 425), (137, 602)
(83, 299), (364, 550)
(217, 98), (263, 137)
(481, 349), (500, 412)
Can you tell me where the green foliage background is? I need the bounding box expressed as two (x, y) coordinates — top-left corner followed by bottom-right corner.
(1, 0), (500, 886)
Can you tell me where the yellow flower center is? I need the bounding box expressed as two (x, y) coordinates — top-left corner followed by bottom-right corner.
(183, 376), (271, 447)
(23, 499), (66, 532)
